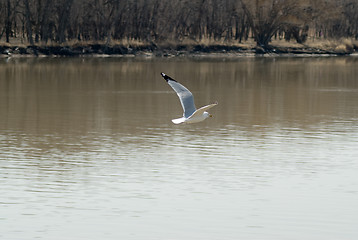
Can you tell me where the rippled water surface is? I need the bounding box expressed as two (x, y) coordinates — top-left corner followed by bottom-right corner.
(1, 57), (358, 240)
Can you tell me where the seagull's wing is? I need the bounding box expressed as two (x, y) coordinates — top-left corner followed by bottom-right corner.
(189, 102), (218, 119)
(161, 73), (196, 118)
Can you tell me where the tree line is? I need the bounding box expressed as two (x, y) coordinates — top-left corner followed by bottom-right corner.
(1, 0), (358, 47)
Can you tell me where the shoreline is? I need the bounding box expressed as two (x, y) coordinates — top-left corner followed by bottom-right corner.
(1, 43), (357, 58)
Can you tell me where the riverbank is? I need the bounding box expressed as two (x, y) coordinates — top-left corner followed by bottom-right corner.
(1, 39), (357, 57)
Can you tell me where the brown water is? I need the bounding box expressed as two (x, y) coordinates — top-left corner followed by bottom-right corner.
(1, 57), (358, 240)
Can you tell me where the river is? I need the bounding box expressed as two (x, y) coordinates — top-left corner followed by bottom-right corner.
(1, 56), (358, 240)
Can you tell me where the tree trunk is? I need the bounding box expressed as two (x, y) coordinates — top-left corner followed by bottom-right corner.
(6, 0), (11, 43)
(40, 0), (51, 43)
(24, 0), (34, 45)
(57, 0), (74, 43)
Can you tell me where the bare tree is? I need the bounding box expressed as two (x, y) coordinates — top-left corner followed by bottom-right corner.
(1, 0), (358, 46)
(5, 0), (12, 42)
(56, 0), (74, 43)
(239, 0), (309, 47)
(23, 0), (34, 44)
(2, 0), (21, 42)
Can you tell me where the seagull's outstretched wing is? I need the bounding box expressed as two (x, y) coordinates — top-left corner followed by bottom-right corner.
(189, 102), (218, 119)
(161, 73), (196, 118)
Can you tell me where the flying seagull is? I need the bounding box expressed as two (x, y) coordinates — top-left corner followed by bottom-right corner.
(161, 72), (218, 124)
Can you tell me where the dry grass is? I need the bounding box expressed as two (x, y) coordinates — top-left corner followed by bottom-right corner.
(270, 39), (303, 48)
(155, 37), (257, 50)
(269, 37), (358, 54)
(0, 38), (28, 48)
(2, 36), (357, 54)
(303, 37), (358, 52)
(40, 39), (150, 47)
(107, 38), (150, 47)
(0, 38), (151, 48)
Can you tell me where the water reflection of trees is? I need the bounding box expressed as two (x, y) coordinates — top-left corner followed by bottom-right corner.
(1, 58), (357, 135)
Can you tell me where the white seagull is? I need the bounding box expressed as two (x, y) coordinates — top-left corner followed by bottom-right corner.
(161, 72), (218, 124)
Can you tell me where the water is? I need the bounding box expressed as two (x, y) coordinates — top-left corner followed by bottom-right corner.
(1, 57), (358, 240)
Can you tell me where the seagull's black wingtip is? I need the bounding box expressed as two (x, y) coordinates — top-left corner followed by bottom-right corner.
(160, 72), (177, 82)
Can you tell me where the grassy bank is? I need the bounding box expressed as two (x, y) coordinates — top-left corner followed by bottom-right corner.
(1, 38), (357, 57)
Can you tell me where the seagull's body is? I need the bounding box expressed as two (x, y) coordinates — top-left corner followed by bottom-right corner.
(161, 72), (217, 124)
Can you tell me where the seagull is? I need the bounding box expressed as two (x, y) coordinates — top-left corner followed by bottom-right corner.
(161, 72), (218, 124)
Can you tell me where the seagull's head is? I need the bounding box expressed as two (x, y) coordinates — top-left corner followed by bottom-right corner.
(204, 111), (213, 119)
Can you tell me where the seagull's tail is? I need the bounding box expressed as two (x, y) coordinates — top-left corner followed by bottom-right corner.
(172, 117), (186, 124)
